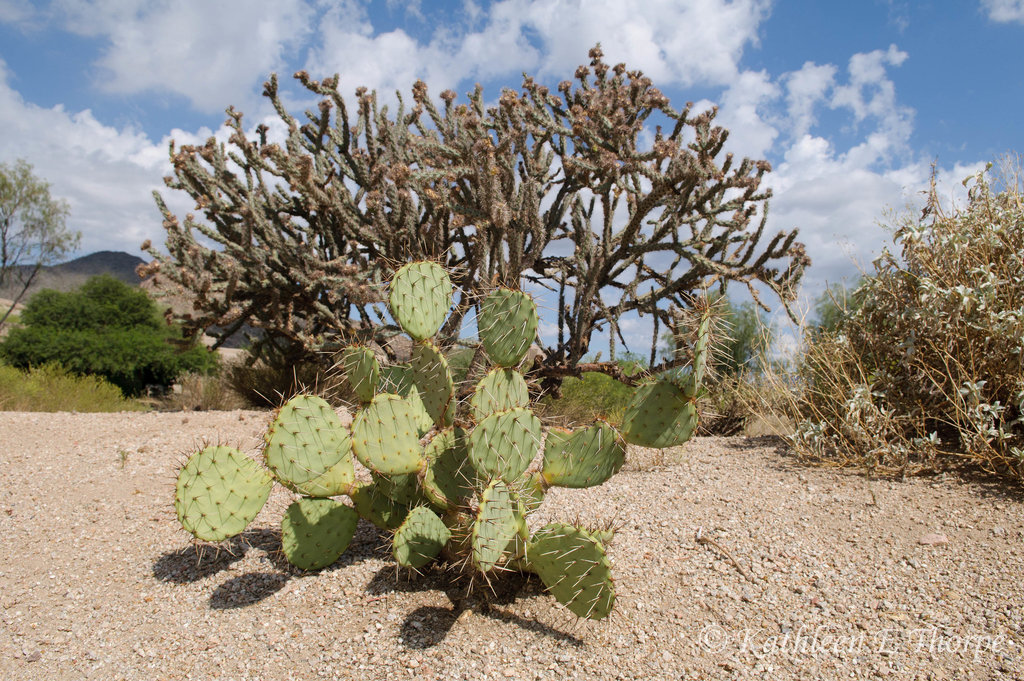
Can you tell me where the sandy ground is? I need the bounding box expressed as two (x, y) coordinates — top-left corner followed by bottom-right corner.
(0, 410), (1021, 681)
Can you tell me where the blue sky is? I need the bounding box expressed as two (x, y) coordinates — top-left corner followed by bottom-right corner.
(1, 0), (1022, 347)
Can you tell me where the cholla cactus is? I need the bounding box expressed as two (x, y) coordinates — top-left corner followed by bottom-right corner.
(145, 46), (807, 394)
(174, 261), (711, 619)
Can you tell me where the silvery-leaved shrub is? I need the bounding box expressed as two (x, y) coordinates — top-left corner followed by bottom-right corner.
(790, 159), (1024, 479)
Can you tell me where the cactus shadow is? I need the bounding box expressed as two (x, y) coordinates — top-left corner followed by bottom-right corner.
(210, 572), (289, 609)
(206, 524), (391, 610)
(399, 605), (460, 648)
(152, 528), (279, 584)
(366, 566), (585, 648)
(155, 521), (389, 612)
(154, 519), (388, 582)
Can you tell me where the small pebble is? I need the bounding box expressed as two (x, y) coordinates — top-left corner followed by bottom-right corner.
(918, 533), (950, 546)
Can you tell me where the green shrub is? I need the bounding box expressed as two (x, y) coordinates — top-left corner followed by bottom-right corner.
(785, 161), (1024, 479)
(0, 363), (143, 412)
(541, 372), (636, 426)
(539, 354), (644, 426)
(0, 275), (218, 396)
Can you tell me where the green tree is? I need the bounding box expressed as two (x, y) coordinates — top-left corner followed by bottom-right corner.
(0, 159), (80, 329)
(0, 275), (218, 396)
(810, 280), (864, 336)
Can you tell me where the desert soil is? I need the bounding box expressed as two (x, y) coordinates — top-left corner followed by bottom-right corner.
(0, 410), (1021, 680)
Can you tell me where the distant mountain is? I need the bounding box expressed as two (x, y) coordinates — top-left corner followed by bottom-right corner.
(0, 250), (146, 303)
(49, 251), (145, 284)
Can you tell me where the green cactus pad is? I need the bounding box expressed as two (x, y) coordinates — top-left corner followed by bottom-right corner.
(540, 427), (571, 462)
(477, 288), (538, 367)
(513, 470), (547, 515)
(392, 506), (452, 569)
(379, 364), (434, 436)
(676, 372), (699, 399)
(528, 523), (615, 620)
(380, 364), (413, 394)
(541, 421), (626, 488)
(406, 389), (434, 437)
(350, 482), (411, 531)
(468, 407), (542, 482)
(289, 457), (358, 498)
(620, 380), (698, 448)
(409, 341), (455, 427)
(340, 345), (380, 403)
(469, 367), (529, 421)
(370, 470), (423, 506)
(351, 394), (425, 475)
(175, 446), (273, 542)
(422, 427), (475, 510)
(505, 499), (530, 562)
(589, 526), (616, 546)
(389, 261), (453, 341)
(281, 498), (358, 571)
(472, 480), (519, 572)
(264, 395), (354, 491)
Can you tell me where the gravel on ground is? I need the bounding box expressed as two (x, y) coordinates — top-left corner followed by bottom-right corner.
(0, 410), (1021, 680)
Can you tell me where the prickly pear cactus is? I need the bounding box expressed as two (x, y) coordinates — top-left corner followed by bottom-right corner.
(172, 260), (711, 621)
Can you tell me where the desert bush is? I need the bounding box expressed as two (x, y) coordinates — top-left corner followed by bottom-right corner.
(781, 161), (1024, 478)
(0, 275), (218, 396)
(0, 362), (143, 412)
(224, 356), (346, 408)
(164, 371), (249, 412)
(695, 373), (763, 436)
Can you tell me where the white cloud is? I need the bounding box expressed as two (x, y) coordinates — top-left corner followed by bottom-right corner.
(516, 0), (771, 87)
(305, 0), (770, 99)
(26, 0), (314, 113)
(704, 45), (975, 307)
(385, 0), (423, 21)
(830, 44), (912, 154)
(0, 1), (995, 326)
(765, 132), (986, 305)
(716, 69), (780, 158)
(0, 60), (159, 254)
(0, 0), (35, 24)
(307, 2), (468, 99)
(783, 61), (836, 140)
(0, 58), (254, 257)
(982, 0), (1024, 23)
(7, 0), (774, 113)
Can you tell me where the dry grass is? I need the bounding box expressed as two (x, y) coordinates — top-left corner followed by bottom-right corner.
(0, 363), (145, 412)
(756, 159), (1024, 480)
(162, 371), (250, 411)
